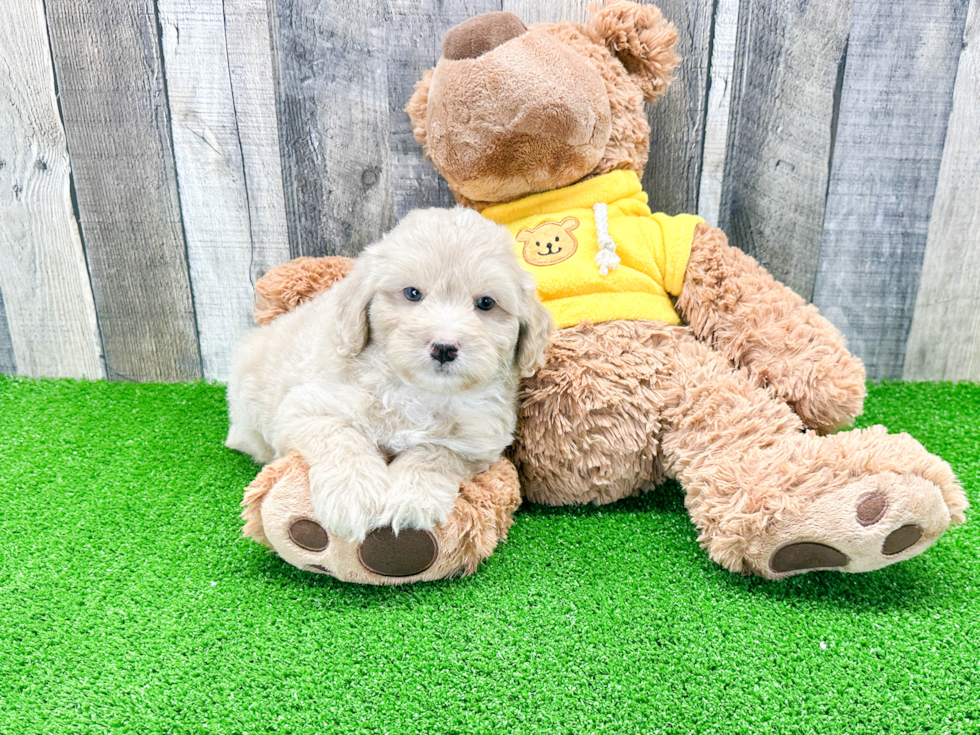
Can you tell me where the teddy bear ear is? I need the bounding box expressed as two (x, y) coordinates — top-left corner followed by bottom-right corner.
(404, 68), (434, 158)
(586, 1), (681, 103)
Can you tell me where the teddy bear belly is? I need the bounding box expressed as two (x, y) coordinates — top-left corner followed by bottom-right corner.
(512, 318), (702, 506)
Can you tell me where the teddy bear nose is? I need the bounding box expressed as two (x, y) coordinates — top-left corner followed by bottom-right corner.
(442, 11), (528, 60)
(430, 342), (459, 364)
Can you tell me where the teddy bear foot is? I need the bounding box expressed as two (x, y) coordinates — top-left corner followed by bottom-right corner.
(762, 471), (960, 579)
(240, 452), (521, 584)
(283, 519), (440, 578)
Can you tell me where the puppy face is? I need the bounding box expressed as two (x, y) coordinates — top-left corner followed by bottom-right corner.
(334, 208), (553, 394)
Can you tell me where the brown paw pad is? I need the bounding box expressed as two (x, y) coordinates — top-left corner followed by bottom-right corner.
(358, 527), (438, 577)
(882, 524), (923, 555)
(770, 542), (849, 574)
(288, 518), (329, 551)
(856, 493), (889, 526)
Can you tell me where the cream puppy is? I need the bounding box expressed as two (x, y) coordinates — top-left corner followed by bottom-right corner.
(226, 208), (553, 541)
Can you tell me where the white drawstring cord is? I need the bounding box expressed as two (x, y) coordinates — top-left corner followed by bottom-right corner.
(593, 202), (620, 276)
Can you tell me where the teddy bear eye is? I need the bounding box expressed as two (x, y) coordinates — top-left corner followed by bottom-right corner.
(475, 296), (496, 311)
(403, 287), (424, 302)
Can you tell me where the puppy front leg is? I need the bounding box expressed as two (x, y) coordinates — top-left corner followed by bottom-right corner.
(277, 417), (390, 542)
(381, 444), (474, 534)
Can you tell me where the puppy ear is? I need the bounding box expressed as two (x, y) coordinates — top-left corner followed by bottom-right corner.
(516, 286), (555, 378)
(404, 69), (434, 158)
(586, 1), (680, 103)
(331, 258), (375, 357)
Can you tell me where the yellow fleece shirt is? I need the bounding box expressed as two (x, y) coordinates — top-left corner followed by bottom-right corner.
(481, 170), (704, 329)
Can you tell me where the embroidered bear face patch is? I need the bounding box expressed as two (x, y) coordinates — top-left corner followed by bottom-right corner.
(516, 217), (579, 267)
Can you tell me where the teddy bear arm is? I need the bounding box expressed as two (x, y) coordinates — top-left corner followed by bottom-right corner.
(253, 256), (356, 325)
(676, 223), (866, 433)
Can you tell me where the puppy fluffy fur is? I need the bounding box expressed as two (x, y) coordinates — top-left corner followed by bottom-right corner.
(226, 208), (553, 541)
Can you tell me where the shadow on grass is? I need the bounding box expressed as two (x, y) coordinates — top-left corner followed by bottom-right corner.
(714, 556), (940, 613)
(517, 479), (688, 518)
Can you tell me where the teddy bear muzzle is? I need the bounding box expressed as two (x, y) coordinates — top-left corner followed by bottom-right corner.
(442, 11), (528, 60)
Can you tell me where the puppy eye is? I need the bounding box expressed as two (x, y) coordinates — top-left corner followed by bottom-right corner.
(475, 296), (496, 311)
(403, 287), (423, 302)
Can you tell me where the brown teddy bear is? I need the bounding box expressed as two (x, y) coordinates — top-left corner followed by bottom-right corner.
(241, 1), (967, 582)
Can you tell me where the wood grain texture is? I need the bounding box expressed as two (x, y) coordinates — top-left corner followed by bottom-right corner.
(269, 0), (393, 257)
(811, 0), (969, 380)
(696, 0), (738, 225)
(388, 0), (500, 222)
(158, 0), (285, 381)
(641, 0), (713, 216)
(719, 0), (852, 300)
(45, 0), (201, 381)
(223, 0), (290, 277)
(0, 0), (102, 378)
(903, 0), (980, 382)
(501, 0), (586, 25)
(0, 291), (15, 375)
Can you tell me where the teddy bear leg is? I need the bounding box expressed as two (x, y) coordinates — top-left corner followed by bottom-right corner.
(678, 224), (867, 434)
(512, 320), (687, 506)
(241, 452), (522, 584)
(659, 335), (967, 579)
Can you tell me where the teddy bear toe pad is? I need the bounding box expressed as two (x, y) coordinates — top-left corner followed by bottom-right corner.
(769, 542), (849, 574)
(288, 518), (330, 551)
(882, 524), (924, 555)
(357, 527), (439, 577)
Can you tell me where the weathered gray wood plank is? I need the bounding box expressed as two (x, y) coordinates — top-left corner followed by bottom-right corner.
(224, 0), (291, 276)
(642, 0), (713, 216)
(158, 0), (288, 382)
(719, 0), (852, 301)
(45, 0), (201, 381)
(903, 0), (980, 382)
(811, 0), (969, 380)
(0, 0), (102, 379)
(696, 0), (739, 225)
(268, 0), (393, 257)
(501, 0), (586, 24)
(0, 291), (15, 375)
(388, 0), (501, 221)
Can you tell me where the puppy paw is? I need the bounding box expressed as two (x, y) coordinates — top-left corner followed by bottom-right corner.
(379, 471), (459, 534)
(308, 463), (388, 542)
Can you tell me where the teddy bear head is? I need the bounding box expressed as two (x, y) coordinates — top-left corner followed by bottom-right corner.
(405, 1), (680, 209)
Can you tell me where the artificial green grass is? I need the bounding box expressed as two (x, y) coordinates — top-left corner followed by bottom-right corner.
(0, 378), (977, 735)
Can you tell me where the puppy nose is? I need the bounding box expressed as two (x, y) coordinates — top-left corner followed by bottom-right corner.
(442, 12), (527, 60)
(430, 342), (459, 364)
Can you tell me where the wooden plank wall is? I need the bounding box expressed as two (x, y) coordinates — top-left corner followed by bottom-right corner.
(903, 0), (980, 382)
(0, 0), (102, 378)
(811, 0), (971, 380)
(719, 0), (852, 301)
(0, 0), (977, 383)
(0, 293), (15, 375)
(45, 0), (202, 382)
